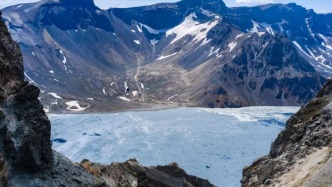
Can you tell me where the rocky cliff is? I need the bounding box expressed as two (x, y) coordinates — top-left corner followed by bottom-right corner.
(241, 78), (332, 186)
(0, 10), (214, 187)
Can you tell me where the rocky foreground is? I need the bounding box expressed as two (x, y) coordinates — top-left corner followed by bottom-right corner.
(242, 78), (332, 186)
(0, 11), (214, 187)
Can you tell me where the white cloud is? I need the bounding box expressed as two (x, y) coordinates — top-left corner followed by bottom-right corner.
(235, 0), (274, 5)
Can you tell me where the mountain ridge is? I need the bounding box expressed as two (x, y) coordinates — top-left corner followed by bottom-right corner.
(1, 0), (330, 112)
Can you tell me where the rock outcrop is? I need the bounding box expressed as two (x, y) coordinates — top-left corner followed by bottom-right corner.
(80, 159), (215, 187)
(0, 10), (213, 187)
(241, 78), (332, 186)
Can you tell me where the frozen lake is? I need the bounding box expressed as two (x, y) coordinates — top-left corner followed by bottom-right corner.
(50, 106), (299, 186)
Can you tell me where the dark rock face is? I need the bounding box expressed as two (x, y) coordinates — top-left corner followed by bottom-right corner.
(241, 79), (332, 186)
(0, 11), (24, 99)
(0, 9), (53, 174)
(80, 159), (215, 187)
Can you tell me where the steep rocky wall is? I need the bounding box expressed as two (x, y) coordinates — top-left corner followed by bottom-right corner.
(0, 8), (53, 175)
(241, 79), (332, 187)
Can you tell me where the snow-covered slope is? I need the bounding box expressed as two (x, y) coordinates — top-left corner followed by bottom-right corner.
(50, 106), (299, 186)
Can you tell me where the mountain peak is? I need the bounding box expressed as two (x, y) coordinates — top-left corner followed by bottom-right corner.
(178, 0), (226, 13)
(58, 0), (96, 9)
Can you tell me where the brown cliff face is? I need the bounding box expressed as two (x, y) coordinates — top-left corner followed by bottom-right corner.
(241, 79), (332, 187)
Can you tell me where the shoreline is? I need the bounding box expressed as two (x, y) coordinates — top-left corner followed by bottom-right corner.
(46, 104), (301, 116)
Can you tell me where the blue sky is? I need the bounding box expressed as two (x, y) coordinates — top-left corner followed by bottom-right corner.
(0, 0), (331, 13)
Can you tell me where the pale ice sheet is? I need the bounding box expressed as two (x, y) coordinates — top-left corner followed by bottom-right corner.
(50, 106), (299, 187)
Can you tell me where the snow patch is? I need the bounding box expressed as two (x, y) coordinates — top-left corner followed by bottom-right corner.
(157, 52), (178, 60)
(134, 40), (140, 45)
(131, 30), (136, 33)
(136, 25), (142, 33)
(260, 22), (274, 35)
(43, 107), (50, 113)
(318, 34), (332, 51)
(47, 92), (62, 99)
(235, 34), (243, 39)
(66, 101), (89, 111)
(124, 82), (129, 93)
(228, 41), (237, 52)
(24, 72), (38, 85)
(250, 20), (260, 33)
(59, 50), (67, 64)
(166, 13), (219, 45)
(150, 39), (159, 45)
(140, 23), (169, 34)
(200, 8), (215, 17)
(305, 45), (330, 69)
(32, 51), (35, 56)
(292, 41), (312, 58)
(208, 47), (219, 57)
(118, 96), (131, 102)
(250, 20), (274, 35)
(305, 18), (316, 40)
(166, 94), (178, 101)
(132, 91), (138, 96)
(102, 87), (107, 95)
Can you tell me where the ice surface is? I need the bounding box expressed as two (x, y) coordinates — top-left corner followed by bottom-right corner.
(50, 106), (299, 187)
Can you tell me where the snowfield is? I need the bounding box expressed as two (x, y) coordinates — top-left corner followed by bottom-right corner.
(50, 106), (299, 187)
